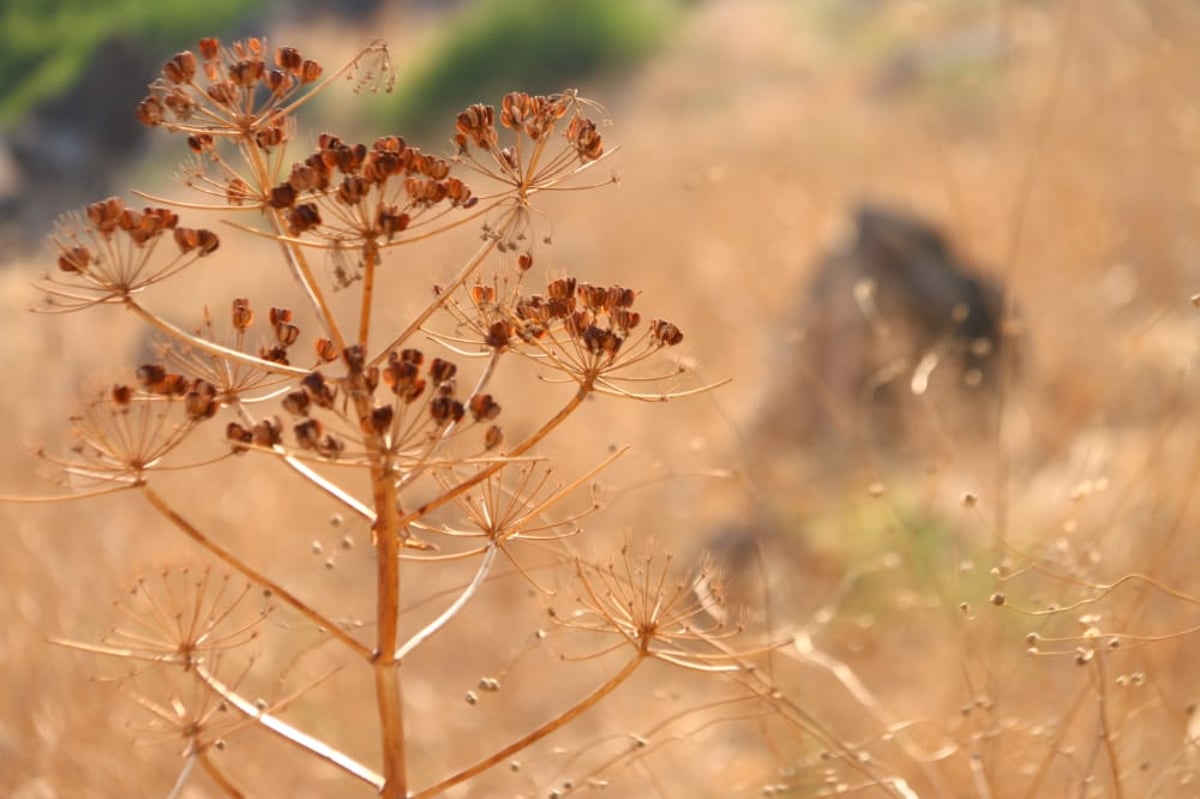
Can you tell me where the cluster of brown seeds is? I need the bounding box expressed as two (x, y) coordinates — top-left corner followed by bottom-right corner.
(56, 197), (218, 273)
(259, 348), (503, 461)
(42, 197), (220, 309)
(454, 92), (604, 164)
(137, 37), (322, 141)
(225, 417), (284, 453)
(132, 364), (220, 422)
(514, 278), (683, 360)
(267, 133), (474, 240)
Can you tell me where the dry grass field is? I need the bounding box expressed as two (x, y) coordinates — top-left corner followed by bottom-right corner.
(5, 1), (1200, 797)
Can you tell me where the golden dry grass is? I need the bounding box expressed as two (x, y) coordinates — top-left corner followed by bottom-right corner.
(5, 1), (1200, 797)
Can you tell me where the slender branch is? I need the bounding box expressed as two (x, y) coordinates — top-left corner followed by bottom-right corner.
(395, 544), (498, 661)
(140, 484), (370, 659)
(397, 382), (592, 529)
(367, 451), (407, 796)
(243, 138), (348, 355)
(0, 482), (138, 503)
(198, 751), (245, 799)
(193, 662), (383, 789)
(1093, 657), (1125, 799)
(125, 300), (309, 378)
(165, 751), (198, 799)
(278, 451), (375, 522)
(412, 653), (645, 798)
(369, 235), (499, 367)
(358, 243), (379, 349)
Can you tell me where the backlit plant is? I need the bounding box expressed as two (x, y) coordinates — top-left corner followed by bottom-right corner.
(21, 36), (759, 797)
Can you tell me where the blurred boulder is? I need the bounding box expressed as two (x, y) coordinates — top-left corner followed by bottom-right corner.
(757, 202), (1012, 455)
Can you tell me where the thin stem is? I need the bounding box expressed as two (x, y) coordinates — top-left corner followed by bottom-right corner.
(369, 235), (499, 367)
(1093, 657), (1124, 799)
(358, 243), (379, 349)
(193, 662), (384, 789)
(198, 751), (245, 799)
(398, 382), (592, 529)
(125, 300), (309, 378)
(0, 482), (138, 503)
(165, 751), (198, 799)
(412, 653), (645, 798)
(395, 544), (497, 661)
(367, 450), (407, 796)
(140, 484), (370, 659)
(243, 139), (348, 355)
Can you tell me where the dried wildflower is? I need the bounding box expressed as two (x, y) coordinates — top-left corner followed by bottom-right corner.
(18, 31), (740, 799)
(567, 546), (746, 672)
(156, 302), (293, 404)
(39, 198), (218, 310)
(52, 566), (272, 765)
(88, 565), (270, 670)
(136, 37), (380, 144)
(421, 458), (606, 568)
(508, 277), (690, 398)
(263, 132), (477, 254)
(40, 385), (209, 490)
(455, 91), (613, 253)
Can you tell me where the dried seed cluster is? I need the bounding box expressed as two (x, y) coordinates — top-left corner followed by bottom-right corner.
(455, 91), (605, 165)
(30, 32), (730, 798)
(225, 345), (504, 462)
(454, 91), (612, 257)
(42, 197), (219, 308)
(516, 278), (683, 349)
(137, 37), (323, 143)
(267, 133), (475, 242)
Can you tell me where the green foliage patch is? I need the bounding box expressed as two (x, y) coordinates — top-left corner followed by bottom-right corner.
(383, 0), (680, 142)
(0, 0), (258, 126)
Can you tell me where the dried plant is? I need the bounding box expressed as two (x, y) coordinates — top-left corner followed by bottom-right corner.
(10, 36), (783, 797)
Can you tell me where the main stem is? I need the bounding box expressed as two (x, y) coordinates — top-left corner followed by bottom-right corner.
(370, 451), (407, 795)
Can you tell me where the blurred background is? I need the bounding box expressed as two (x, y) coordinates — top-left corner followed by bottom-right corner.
(5, 0), (1200, 796)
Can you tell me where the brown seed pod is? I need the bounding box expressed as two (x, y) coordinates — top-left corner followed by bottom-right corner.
(485, 320), (512, 349)
(548, 277), (576, 301)
(274, 322), (301, 347)
(286, 203), (322, 235)
(468, 394), (501, 422)
(470, 285), (496, 306)
(136, 96), (165, 127)
(314, 337), (339, 363)
(226, 421), (253, 450)
(231, 298), (254, 330)
(276, 46), (302, 73)
(650, 319), (684, 347)
(251, 417), (282, 447)
(184, 380), (219, 420)
(163, 51), (197, 84)
(282, 390), (311, 417)
(57, 245), (92, 273)
(136, 364), (167, 390)
(300, 372), (337, 408)
(429, 358), (456, 384)
(294, 419), (323, 450)
(430, 396), (465, 426)
(364, 405), (395, 435)
(484, 425), (503, 450)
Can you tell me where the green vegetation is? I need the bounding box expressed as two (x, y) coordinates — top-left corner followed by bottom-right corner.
(384, 0), (681, 142)
(0, 0), (258, 126)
